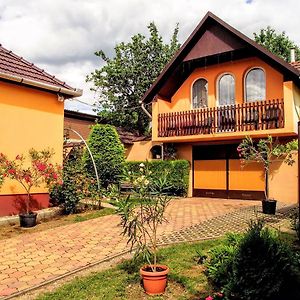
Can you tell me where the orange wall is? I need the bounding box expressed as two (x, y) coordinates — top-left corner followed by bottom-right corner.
(157, 57), (283, 113)
(126, 141), (162, 161)
(0, 81), (64, 195)
(152, 57), (299, 142)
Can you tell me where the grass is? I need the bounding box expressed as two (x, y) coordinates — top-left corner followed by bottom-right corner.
(0, 207), (115, 240)
(36, 239), (222, 300)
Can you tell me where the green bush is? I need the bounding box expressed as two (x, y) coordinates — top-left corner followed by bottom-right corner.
(50, 147), (97, 214)
(82, 124), (125, 188)
(124, 160), (189, 196)
(206, 233), (241, 286)
(207, 221), (300, 300)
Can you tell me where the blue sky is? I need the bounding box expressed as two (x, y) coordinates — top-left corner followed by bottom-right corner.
(0, 0), (299, 114)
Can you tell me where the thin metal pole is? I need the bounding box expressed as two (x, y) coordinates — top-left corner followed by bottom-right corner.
(66, 128), (101, 193)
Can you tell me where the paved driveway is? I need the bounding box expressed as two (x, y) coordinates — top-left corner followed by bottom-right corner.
(0, 198), (257, 298)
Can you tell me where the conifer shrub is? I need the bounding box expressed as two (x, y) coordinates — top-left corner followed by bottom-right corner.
(82, 124), (125, 188)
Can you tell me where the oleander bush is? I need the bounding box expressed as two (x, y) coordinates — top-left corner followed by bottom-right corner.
(124, 160), (189, 196)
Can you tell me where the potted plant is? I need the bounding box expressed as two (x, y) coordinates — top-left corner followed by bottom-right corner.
(0, 149), (62, 227)
(116, 163), (171, 295)
(237, 136), (297, 214)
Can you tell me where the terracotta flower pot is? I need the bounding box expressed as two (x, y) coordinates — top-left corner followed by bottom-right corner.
(140, 264), (169, 295)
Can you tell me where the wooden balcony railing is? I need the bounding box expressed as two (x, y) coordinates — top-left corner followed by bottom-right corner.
(158, 99), (284, 137)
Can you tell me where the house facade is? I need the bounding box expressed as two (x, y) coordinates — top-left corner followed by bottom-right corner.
(142, 12), (300, 204)
(64, 109), (160, 161)
(0, 45), (82, 216)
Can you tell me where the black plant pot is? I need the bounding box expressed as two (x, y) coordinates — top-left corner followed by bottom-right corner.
(19, 212), (37, 228)
(262, 199), (277, 215)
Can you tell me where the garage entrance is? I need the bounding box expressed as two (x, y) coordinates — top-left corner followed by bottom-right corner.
(193, 144), (265, 200)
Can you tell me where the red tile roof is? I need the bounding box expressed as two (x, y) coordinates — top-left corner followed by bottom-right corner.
(290, 61), (300, 71)
(0, 44), (80, 95)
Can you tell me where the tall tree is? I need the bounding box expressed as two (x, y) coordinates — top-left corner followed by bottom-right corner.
(254, 26), (300, 62)
(87, 22), (180, 135)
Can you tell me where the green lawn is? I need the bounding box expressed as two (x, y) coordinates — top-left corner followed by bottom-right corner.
(36, 239), (221, 300)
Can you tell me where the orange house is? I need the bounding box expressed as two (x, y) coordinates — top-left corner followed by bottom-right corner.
(0, 45), (82, 216)
(142, 12), (300, 204)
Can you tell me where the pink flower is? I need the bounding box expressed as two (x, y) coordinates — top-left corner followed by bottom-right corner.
(36, 162), (46, 172)
(8, 169), (16, 175)
(206, 296), (214, 300)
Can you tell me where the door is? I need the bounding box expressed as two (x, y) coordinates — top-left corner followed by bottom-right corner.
(193, 145), (265, 200)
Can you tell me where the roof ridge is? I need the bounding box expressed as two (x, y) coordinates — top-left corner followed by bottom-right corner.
(0, 44), (71, 89)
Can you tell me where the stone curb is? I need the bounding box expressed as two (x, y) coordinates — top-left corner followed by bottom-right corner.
(0, 207), (63, 227)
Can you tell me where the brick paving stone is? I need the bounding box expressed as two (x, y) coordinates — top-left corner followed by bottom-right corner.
(0, 198), (293, 299)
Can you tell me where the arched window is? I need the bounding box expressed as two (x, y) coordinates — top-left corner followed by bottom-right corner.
(192, 79), (208, 109)
(218, 74), (235, 106)
(245, 68), (266, 102)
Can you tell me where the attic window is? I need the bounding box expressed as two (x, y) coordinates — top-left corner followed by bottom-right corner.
(192, 79), (208, 109)
(245, 68), (266, 102)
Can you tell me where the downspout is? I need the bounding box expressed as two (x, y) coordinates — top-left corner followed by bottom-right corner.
(140, 101), (152, 119)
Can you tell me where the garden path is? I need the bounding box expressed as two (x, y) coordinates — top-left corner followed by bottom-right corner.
(0, 198), (292, 299)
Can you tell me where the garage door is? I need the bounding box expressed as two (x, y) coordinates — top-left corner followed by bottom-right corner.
(193, 145), (265, 200)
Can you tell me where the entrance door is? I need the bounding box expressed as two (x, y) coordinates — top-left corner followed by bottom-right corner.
(193, 145), (265, 200)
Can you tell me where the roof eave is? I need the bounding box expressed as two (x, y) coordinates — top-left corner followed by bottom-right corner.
(0, 71), (83, 97)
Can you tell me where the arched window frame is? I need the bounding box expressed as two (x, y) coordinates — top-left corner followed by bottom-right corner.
(217, 72), (236, 106)
(244, 67), (266, 102)
(191, 78), (208, 109)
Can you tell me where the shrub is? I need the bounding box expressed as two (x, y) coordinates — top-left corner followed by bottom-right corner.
(82, 124), (125, 188)
(124, 160), (189, 196)
(50, 147), (97, 214)
(207, 221), (300, 300)
(206, 233), (241, 286)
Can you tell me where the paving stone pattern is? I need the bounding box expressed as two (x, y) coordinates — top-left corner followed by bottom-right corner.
(0, 198), (293, 299)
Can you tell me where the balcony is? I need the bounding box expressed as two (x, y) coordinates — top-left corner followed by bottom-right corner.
(158, 99), (284, 137)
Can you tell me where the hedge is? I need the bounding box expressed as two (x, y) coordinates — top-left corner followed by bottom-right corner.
(124, 160), (190, 196)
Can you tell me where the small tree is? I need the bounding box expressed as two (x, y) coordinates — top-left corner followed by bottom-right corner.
(237, 136), (297, 199)
(0, 149), (62, 214)
(82, 124), (125, 188)
(116, 163), (171, 271)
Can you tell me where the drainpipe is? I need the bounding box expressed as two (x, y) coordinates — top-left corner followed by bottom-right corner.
(291, 48), (296, 63)
(140, 100), (152, 119)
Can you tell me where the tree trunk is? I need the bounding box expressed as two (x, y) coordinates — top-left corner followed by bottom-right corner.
(265, 169), (269, 200)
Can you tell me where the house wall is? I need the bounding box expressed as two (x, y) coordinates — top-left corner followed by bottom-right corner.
(152, 57), (298, 142)
(0, 81), (64, 216)
(64, 117), (95, 140)
(126, 141), (162, 161)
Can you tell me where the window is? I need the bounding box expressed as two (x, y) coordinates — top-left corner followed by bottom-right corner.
(218, 74), (235, 106)
(245, 68), (266, 102)
(192, 79), (208, 109)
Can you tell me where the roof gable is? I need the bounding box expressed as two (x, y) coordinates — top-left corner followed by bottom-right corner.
(0, 44), (82, 97)
(142, 12), (300, 103)
(184, 23), (245, 61)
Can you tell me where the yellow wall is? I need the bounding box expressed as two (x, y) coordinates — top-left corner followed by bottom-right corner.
(269, 155), (298, 204)
(0, 81), (64, 195)
(152, 57), (298, 142)
(126, 141), (161, 161)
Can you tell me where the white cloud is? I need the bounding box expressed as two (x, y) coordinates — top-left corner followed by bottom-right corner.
(0, 0), (299, 109)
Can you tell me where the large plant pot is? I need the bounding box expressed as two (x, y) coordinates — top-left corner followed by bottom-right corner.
(19, 212), (37, 228)
(262, 199), (277, 215)
(140, 264), (169, 295)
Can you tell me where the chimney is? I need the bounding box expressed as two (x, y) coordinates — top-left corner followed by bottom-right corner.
(290, 48), (296, 63)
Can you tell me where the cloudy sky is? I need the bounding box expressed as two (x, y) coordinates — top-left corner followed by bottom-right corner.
(0, 0), (299, 114)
